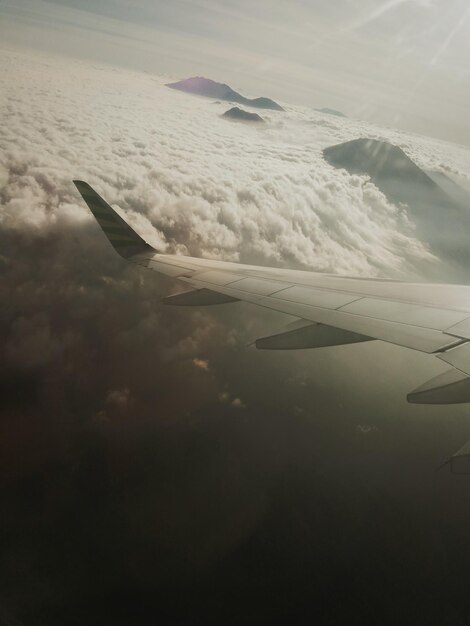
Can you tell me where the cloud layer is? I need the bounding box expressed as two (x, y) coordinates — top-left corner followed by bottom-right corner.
(2, 47), (459, 279)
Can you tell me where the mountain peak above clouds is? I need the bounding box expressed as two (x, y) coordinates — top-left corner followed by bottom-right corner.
(324, 137), (470, 277)
(316, 107), (347, 118)
(166, 77), (284, 111)
(222, 107), (264, 122)
(323, 138), (438, 190)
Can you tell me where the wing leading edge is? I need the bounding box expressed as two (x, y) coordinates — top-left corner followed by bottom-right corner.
(74, 181), (470, 405)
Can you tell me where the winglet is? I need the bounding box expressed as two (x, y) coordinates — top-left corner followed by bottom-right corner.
(73, 180), (156, 259)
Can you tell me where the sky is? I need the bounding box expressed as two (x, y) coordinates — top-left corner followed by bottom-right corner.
(1, 0), (470, 145)
(2, 3), (470, 625)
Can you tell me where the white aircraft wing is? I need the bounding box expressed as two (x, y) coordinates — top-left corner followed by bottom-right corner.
(74, 180), (470, 406)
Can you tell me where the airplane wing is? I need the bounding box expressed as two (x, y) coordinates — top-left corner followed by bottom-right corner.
(74, 180), (470, 406)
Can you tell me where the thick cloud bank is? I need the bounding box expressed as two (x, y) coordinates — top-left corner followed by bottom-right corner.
(2, 48), (458, 279)
(2, 47), (470, 625)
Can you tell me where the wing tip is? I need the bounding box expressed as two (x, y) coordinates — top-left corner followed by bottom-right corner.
(73, 178), (157, 259)
(73, 179), (90, 190)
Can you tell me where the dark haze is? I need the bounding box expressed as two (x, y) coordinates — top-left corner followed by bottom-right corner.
(2, 176), (470, 626)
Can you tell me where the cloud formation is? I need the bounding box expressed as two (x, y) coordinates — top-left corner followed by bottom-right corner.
(1, 47), (453, 280)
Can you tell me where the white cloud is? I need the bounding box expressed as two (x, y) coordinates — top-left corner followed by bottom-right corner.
(218, 391), (246, 409)
(193, 358), (210, 372)
(231, 397), (246, 409)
